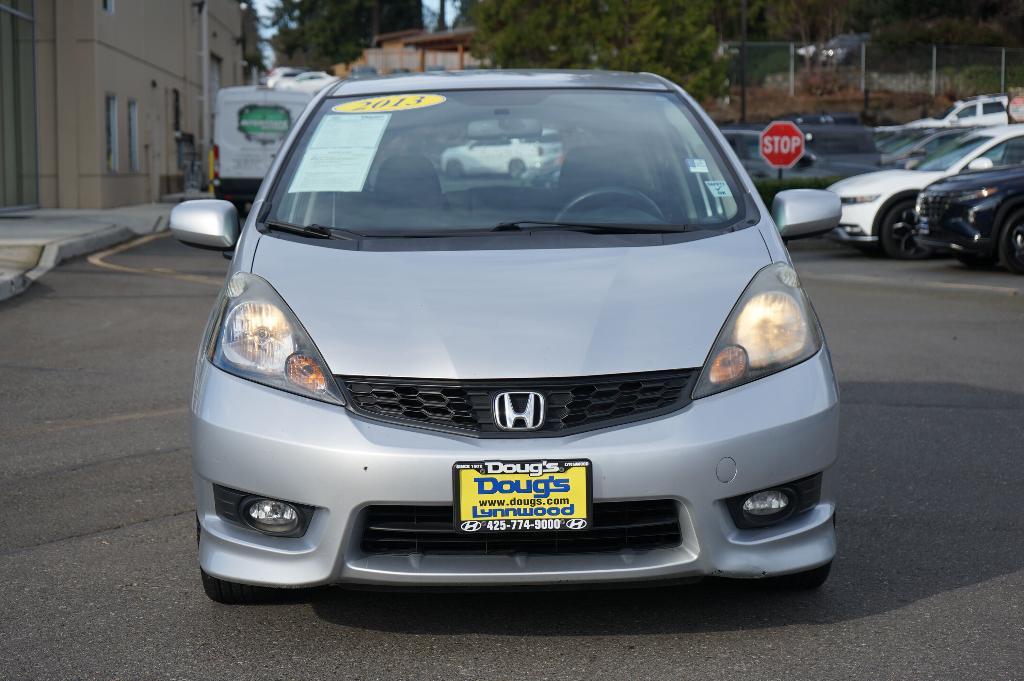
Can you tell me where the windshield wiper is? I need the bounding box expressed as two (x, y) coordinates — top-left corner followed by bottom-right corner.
(263, 219), (365, 241)
(491, 220), (686, 234)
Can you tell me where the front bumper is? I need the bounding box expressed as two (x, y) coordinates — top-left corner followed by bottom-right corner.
(831, 200), (883, 241)
(193, 350), (840, 588)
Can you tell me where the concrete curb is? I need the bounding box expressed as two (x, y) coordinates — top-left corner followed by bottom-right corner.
(1, 223), (159, 303)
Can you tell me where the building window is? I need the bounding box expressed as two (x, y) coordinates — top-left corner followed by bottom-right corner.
(127, 99), (139, 172)
(105, 94), (118, 172)
(101, 0), (114, 14)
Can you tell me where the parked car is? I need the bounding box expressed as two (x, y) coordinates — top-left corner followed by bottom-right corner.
(440, 127), (563, 178)
(828, 125), (1024, 258)
(914, 165), (1024, 274)
(212, 86), (312, 212)
(721, 124), (880, 179)
(169, 69), (842, 603)
(721, 129), (827, 179)
(348, 65), (378, 79)
(902, 94), (1008, 129)
(274, 70), (338, 94)
(264, 66), (307, 90)
(878, 128), (972, 167)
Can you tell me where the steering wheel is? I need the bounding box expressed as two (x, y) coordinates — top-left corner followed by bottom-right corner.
(556, 186), (665, 223)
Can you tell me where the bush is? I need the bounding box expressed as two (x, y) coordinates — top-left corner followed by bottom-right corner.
(753, 176), (841, 207)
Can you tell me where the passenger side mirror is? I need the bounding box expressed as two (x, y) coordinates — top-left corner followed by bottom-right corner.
(169, 199), (239, 250)
(772, 189), (841, 241)
(967, 157), (994, 171)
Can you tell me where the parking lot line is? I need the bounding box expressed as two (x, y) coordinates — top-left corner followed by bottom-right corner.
(87, 232), (224, 286)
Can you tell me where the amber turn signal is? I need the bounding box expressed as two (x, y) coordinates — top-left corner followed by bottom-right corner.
(708, 345), (748, 385)
(285, 353), (328, 393)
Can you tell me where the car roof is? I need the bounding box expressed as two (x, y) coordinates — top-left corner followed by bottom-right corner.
(327, 69), (671, 97)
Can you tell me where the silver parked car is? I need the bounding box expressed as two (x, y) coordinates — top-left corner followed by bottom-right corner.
(170, 70), (842, 603)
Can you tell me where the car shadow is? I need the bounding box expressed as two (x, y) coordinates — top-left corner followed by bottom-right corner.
(295, 380), (1024, 634)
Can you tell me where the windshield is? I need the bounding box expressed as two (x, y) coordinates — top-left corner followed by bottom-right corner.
(936, 105), (957, 120)
(267, 89), (743, 234)
(916, 135), (991, 171)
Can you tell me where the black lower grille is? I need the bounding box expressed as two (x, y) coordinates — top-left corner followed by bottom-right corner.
(338, 369), (697, 437)
(360, 500), (682, 555)
(917, 192), (950, 223)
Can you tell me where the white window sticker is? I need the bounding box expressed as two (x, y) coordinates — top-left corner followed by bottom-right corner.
(287, 113), (391, 193)
(704, 180), (732, 198)
(686, 158), (709, 173)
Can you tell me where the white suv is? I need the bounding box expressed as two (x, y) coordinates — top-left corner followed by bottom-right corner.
(828, 125), (1024, 258)
(903, 94), (1008, 129)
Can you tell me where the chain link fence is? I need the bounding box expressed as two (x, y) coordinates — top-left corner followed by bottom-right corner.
(726, 41), (1024, 99)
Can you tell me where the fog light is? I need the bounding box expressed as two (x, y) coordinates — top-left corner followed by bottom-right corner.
(742, 489), (790, 516)
(245, 498), (299, 534)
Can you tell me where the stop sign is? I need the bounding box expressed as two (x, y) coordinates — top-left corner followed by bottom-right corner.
(759, 121), (805, 169)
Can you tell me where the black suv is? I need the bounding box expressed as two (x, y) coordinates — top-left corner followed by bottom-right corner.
(914, 166), (1024, 274)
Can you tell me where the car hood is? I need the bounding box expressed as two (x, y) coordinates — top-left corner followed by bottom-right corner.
(924, 166), (1024, 192)
(250, 227), (772, 379)
(828, 169), (946, 196)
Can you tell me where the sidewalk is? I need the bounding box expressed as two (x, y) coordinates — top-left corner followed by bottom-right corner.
(0, 203), (174, 302)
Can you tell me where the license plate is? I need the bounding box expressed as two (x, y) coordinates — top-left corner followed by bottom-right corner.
(452, 459), (592, 533)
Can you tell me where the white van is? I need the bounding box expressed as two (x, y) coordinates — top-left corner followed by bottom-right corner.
(213, 86), (312, 210)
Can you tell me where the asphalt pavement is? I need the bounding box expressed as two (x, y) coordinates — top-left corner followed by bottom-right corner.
(1, 234), (1022, 680)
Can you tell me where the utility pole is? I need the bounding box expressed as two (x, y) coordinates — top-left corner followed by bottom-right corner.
(739, 0), (747, 123)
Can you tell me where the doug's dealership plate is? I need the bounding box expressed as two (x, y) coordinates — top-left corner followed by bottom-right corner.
(453, 460), (593, 533)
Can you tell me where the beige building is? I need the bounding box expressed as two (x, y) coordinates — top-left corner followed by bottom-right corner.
(1, 0), (245, 210)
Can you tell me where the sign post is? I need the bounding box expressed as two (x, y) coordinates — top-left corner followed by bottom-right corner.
(759, 120), (805, 180)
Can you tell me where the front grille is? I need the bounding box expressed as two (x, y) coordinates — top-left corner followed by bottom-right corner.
(360, 500), (682, 555)
(917, 192), (950, 222)
(338, 369), (697, 437)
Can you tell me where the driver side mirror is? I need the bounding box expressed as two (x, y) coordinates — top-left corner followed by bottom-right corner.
(967, 157), (994, 171)
(772, 189), (841, 241)
(170, 199), (239, 250)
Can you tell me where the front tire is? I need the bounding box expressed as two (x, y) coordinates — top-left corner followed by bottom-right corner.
(445, 159), (464, 178)
(879, 199), (930, 259)
(997, 208), (1024, 274)
(508, 158), (526, 178)
(763, 561), (832, 590)
(201, 568), (276, 604)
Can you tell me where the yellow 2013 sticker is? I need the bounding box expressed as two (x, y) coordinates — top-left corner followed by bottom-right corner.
(333, 93), (446, 114)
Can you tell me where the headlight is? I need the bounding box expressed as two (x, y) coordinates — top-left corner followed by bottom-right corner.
(207, 272), (344, 405)
(692, 263), (822, 399)
(954, 187), (998, 202)
(840, 194), (880, 205)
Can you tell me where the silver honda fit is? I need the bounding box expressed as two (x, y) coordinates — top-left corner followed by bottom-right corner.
(171, 70), (841, 604)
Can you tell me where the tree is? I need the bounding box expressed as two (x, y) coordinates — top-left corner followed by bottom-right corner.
(270, 0), (423, 68)
(470, 0), (726, 100)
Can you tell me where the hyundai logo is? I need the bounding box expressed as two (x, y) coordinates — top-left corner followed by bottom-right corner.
(566, 518), (588, 530)
(493, 391), (545, 431)
(460, 520), (482, 532)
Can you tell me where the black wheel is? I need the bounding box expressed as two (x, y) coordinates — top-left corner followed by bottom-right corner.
(762, 561), (832, 590)
(954, 252), (997, 269)
(445, 160), (464, 178)
(196, 517), (282, 604)
(998, 208), (1024, 275)
(200, 568), (278, 604)
(508, 158), (526, 178)
(879, 200), (930, 259)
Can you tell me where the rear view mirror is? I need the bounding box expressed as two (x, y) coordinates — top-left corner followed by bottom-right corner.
(772, 189), (841, 241)
(967, 157), (994, 171)
(468, 118), (542, 140)
(169, 199), (239, 250)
